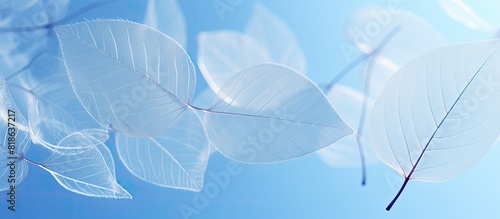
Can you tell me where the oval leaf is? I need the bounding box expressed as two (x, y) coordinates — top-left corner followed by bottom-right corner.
(116, 108), (209, 191)
(55, 19), (196, 137)
(245, 3), (307, 74)
(369, 40), (500, 209)
(204, 63), (352, 163)
(40, 131), (131, 199)
(345, 5), (446, 98)
(144, 0), (187, 48)
(25, 70), (109, 151)
(439, 0), (497, 32)
(197, 30), (272, 94)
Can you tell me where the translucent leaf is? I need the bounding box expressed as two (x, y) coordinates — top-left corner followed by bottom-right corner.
(317, 85), (379, 168)
(0, 0), (69, 75)
(192, 88), (218, 114)
(0, 0), (38, 14)
(116, 108), (209, 191)
(345, 5), (446, 98)
(438, 0), (496, 32)
(370, 40), (500, 210)
(24, 70), (108, 151)
(0, 76), (30, 191)
(55, 19), (196, 137)
(40, 131), (131, 199)
(245, 3), (307, 74)
(144, 0), (187, 48)
(192, 88), (219, 156)
(204, 64), (352, 163)
(197, 30), (271, 94)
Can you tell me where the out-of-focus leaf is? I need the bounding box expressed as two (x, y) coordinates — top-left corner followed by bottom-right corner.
(345, 5), (446, 99)
(317, 85), (379, 168)
(21, 63), (108, 151)
(245, 3), (307, 74)
(438, 0), (497, 33)
(0, 76), (30, 191)
(197, 30), (271, 94)
(144, 0), (187, 48)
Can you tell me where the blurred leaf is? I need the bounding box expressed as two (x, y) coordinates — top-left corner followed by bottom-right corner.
(439, 0), (496, 32)
(317, 85), (379, 168)
(197, 30), (271, 94)
(245, 3), (307, 74)
(345, 5), (446, 99)
(0, 76), (30, 191)
(144, 0), (187, 48)
(24, 68), (109, 152)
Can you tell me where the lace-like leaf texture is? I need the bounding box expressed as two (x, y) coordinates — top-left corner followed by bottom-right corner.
(204, 64), (352, 163)
(0, 76), (30, 191)
(55, 19), (196, 138)
(116, 108), (209, 191)
(1, 77), (128, 198)
(370, 40), (500, 209)
(41, 131), (131, 199)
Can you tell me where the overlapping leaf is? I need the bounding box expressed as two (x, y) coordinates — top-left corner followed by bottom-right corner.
(317, 85), (378, 168)
(204, 64), (352, 163)
(197, 31), (271, 94)
(55, 19), (196, 137)
(40, 131), (131, 198)
(345, 5), (446, 98)
(0, 76), (30, 191)
(116, 108), (209, 191)
(25, 67), (108, 151)
(245, 3), (307, 74)
(144, 0), (187, 48)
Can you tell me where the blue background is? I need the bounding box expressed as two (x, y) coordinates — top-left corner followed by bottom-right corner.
(2, 0), (500, 218)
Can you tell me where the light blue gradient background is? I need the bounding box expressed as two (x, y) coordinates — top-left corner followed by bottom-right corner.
(3, 0), (500, 218)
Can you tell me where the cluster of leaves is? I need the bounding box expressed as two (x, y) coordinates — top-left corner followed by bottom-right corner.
(2, 0), (500, 211)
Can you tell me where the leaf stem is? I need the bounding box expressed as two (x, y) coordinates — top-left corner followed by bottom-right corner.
(21, 156), (45, 168)
(386, 177), (409, 211)
(5, 51), (45, 81)
(324, 53), (369, 91)
(355, 134), (367, 186)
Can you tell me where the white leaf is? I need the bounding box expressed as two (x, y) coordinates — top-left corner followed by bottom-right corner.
(40, 131), (131, 199)
(197, 30), (272, 94)
(317, 85), (379, 168)
(370, 40), (500, 209)
(439, 0), (497, 32)
(0, 0), (38, 14)
(0, 76), (30, 191)
(245, 3), (307, 74)
(25, 71), (109, 151)
(116, 108), (209, 191)
(55, 19), (196, 137)
(204, 64), (352, 163)
(144, 0), (187, 48)
(345, 5), (447, 99)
